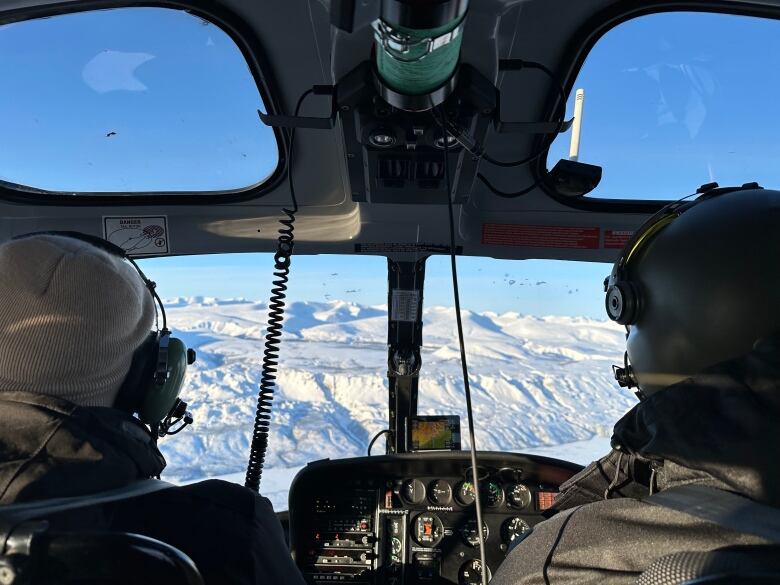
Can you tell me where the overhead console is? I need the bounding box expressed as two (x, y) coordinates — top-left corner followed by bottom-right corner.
(288, 452), (581, 585)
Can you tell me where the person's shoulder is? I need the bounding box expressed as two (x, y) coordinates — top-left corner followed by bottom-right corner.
(493, 498), (690, 585)
(177, 479), (256, 499)
(126, 479), (283, 542)
(168, 479), (274, 514)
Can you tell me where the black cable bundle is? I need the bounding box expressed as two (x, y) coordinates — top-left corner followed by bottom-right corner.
(438, 60), (567, 198)
(245, 90), (312, 492)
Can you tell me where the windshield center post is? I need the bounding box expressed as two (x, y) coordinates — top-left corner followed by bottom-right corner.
(386, 256), (427, 454)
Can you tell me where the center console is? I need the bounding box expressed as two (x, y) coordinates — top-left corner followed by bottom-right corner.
(288, 451), (581, 585)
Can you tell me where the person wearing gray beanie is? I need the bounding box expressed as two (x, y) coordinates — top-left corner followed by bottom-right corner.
(0, 233), (306, 585)
(0, 233), (155, 407)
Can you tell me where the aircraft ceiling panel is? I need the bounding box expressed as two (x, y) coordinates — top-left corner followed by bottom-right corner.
(0, 0), (777, 260)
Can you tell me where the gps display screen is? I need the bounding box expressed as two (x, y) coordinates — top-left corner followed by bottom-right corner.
(409, 416), (461, 451)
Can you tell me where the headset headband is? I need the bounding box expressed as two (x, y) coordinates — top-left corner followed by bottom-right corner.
(605, 183), (763, 326)
(608, 200), (693, 284)
(15, 230), (128, 258)
(12, 230), (168, 331)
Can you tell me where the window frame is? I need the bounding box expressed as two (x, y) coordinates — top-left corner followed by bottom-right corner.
(4, 2), (779, 209)
(0, 1), (287, 206)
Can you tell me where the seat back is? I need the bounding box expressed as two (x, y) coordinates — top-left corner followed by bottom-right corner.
(1, 524), (204, 585)
(0, 481), (204, 585)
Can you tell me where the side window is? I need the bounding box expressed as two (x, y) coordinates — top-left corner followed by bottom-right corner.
(0, 8), (279, 194)
(547, 12), (780, 200)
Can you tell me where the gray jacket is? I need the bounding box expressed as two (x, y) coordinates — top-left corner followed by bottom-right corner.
(492, 337), (780, 585)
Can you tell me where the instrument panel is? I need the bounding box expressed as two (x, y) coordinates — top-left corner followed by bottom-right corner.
(288, 451), (581, 585)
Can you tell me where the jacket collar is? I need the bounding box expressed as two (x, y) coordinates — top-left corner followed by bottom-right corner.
(0, 391), (166, 503)
(612, 335), (780, 507)
(554, 336), (780, 510)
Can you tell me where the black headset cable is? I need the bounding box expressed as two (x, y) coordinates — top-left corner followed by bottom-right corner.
(245, 89), (313, 492)
(439, 106), (489, 585)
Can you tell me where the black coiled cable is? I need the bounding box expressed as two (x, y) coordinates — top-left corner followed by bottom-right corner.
(245, 89), (313, 492)
(243, 210), (295, 492)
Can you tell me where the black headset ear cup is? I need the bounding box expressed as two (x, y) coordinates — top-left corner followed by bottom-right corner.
(605, 281), (640, 325)
(114, 334), (159, 414)
(137, 336), (189, 426)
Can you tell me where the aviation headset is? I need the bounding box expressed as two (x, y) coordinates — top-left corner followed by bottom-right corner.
(11, 231), (195, 434)
(604, 183), (761, 326)
(604, 183), (763, 394)
(604, 208), (687, 325)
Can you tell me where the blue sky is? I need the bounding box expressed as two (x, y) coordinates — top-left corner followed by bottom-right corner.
(140, 253), (611, 318)
(3, 8), (778, 317)
(0, 8), (276, 192)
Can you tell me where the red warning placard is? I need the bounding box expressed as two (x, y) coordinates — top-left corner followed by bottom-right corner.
(604, 230), (633, 249)
(482, 224), (600, 249)
(537, 491), (557, 511)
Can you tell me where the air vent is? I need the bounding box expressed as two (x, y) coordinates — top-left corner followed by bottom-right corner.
(377, 155), (445, 190)
(414, 159), (443, 189)
(378, 157), (410, 188)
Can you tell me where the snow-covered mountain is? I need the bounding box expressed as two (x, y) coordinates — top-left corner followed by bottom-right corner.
(158, 298), (637, 508)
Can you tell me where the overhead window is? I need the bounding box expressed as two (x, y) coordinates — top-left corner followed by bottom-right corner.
(547, 12), (780, 200)
(0, 8), (279, 194)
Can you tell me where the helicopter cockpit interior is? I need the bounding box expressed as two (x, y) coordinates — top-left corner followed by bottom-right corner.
(1, 0), (780, 584)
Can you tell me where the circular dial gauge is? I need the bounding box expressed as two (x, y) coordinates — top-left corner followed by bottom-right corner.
(460, 519), (489, 547)
(401, 479), (426, 505)
(428, 479), (453, 505)
(455, 481), (476, 506)
(412, 513), (444, 547)
(459, 559), (492, 585)
(483, 481), (505, 508)
(502, 517), (531, 544)
(507, 483), (532, 510)
(391, 536), (403, 555)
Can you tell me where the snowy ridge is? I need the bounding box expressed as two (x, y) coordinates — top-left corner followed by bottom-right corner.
(158, 298), (637, 506)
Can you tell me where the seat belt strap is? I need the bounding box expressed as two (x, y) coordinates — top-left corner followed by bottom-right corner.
(0, 479), (175, 550)
(646, 484), (780, 544)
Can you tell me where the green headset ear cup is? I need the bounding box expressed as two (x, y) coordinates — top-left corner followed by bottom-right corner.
(138, 337), (188, 425)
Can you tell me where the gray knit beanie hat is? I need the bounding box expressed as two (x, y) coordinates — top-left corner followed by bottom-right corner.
(0, 234), (155, 407)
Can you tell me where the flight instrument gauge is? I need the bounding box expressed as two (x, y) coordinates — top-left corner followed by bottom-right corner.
(412, 513), (444, 547)
(459, 559), (491, 585)
(507, 483), (532, 509)
(391, 536), (403, 555)
(483, 481), (505, 507)
(460, 519), (489, 547)
(455, 481), (476, 506)
(401, 479), (426, 505)
(428, 479), (453, 505)
(502, 517), (531, 544)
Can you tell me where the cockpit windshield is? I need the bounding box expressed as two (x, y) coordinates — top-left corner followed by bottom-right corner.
(548, 11), (780, 200)
(140, 254), (624, 510)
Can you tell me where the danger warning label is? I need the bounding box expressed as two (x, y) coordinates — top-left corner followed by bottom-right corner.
(482, 224), (600, 249)
(103, 216), (169, 256)
(604, 230), (634, 249)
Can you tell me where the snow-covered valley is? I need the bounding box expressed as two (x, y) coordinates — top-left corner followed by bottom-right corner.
(159, 298), (637, 509)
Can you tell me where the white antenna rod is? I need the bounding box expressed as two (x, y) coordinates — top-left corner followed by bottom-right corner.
(569, 88), (585, 161)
